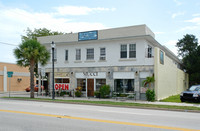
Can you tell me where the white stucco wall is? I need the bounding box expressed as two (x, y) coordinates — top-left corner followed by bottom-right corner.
(40, 38), (154, 69)
(154, 47), (188, 100)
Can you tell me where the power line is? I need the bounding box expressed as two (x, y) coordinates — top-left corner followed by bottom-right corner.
(0, 42), (18, 46)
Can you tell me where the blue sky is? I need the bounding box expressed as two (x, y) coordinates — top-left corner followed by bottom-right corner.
(0, 0), (200, 63)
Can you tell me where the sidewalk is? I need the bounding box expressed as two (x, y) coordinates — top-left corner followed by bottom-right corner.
(1, 91), (200, 108)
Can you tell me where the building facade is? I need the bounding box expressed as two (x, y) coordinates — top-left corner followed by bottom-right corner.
(38, 24), (188, 100)
(0, 62), (30, 92)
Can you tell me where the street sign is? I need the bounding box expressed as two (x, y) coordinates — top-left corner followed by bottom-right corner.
(7, 71), (13, 78)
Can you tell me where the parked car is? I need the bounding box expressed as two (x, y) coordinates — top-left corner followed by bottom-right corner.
(180, 85), (200, 102)
(25, 85), (44, 92)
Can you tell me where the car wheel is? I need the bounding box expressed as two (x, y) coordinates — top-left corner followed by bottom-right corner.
(181, 99), (185, 102)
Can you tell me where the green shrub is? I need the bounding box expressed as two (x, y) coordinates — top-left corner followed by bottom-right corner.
(99, 85), (110, 98)
(94, 91), (100, 98)
(60, 91), (66, 96)
(75, 91), (81, 97)
(146, 89), (155, 101)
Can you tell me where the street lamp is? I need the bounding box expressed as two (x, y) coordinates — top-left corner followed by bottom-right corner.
(51, 41), (55, 100)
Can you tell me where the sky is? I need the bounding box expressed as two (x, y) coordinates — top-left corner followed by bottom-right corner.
(0, 0), (200, 63)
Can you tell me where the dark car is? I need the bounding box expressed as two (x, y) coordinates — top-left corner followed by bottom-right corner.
(180, 85), (200, 102)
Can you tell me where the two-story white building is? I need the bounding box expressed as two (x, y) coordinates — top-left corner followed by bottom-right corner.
(38, 24), (188, 100)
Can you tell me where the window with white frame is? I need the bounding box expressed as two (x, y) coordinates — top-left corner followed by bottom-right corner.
(76, 49), (81, 60)
(129, 44), (136, 58)
(147, 45), (152, 58)
(65, 50), (68, 61)
(120, 44), (127, 58)
(100, 48), (106, 60)
(86, 48), (94, 60)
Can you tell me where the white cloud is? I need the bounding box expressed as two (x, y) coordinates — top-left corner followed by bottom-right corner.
(192, 13), (200, 17)
(164, 40), (178, 55)
(173, 0), (182, 6)
(54, 6), (116, 16)
(176, 17), (200, 32)
(0, 5), (112, 63)
(172, 12), (184, 18)
(185, 17), (200, 25)
(176, 25), (199, 32)
(165, 40), (177, 45)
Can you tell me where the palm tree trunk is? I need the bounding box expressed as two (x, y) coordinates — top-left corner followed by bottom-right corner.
(30, 60), (35, 98)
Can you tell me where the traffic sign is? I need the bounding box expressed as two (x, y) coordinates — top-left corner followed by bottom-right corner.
(7, 71), (13, 78)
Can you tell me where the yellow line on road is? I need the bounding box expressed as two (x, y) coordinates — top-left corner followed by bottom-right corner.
(0, 109), (199, 131)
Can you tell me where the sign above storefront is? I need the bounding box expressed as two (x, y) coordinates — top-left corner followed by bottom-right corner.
(75, 72), (106, 79)
(78, 30), (98, 41)
(83, 72), (98, 77)
(55, 72), (70, 78)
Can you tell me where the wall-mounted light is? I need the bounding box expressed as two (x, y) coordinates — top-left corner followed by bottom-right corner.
(135, 71), (138, 75)
(108, 71), (111, 75)
(71, 72), (73, 75)
(17, 78), (22, 82)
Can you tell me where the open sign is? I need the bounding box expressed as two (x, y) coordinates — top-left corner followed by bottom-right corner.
(55, 83), (70, 90)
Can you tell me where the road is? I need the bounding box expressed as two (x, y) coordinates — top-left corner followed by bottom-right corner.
(0, 99), (199, 131)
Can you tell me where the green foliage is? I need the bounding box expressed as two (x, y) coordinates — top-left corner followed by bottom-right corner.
(76, 87), (82, 92)
(176, 34), (200, 85)
(22, 28), (64, 42)
(94, 91), (100, 98)
(146, 89), (155, 102)
(14, 39), (50, 98)
(75, 91), (81, 97)
(142, 76), (155, 89)
(60, 91), (66, 96)
(160, 95), (181, 103)
(99, 85), (110, 98)
(176, 34), (198, 58)
(14, 39), (50, 67)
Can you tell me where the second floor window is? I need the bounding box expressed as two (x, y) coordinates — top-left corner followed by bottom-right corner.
(120, 44), (127, 58)
(65, 50), (68, 61)
(100, 48), (106, 60)
(160, 50), (164, 64)
(129, 44), (136, 58)
(147, 45), (152, 58)
(87, 48), (94, 60)
(76, 49), (81, 60)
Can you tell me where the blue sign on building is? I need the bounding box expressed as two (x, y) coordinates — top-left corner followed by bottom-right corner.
(78, 30), (98, 41)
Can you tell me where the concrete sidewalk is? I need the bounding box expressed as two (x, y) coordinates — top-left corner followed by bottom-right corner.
(1, 91), (200, 108)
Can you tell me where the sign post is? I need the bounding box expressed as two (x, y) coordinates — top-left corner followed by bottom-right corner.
(7, 71), (13, 98)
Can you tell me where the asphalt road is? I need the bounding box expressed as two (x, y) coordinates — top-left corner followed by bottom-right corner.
(0, 99), (200, 131)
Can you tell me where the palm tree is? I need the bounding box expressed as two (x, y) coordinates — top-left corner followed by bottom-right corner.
(142, 75), (155, 89)
(14, 39), (50, 98)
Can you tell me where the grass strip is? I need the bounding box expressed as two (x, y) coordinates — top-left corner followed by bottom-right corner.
(2, 97), (200, 111)
(159, 95), (181, 103)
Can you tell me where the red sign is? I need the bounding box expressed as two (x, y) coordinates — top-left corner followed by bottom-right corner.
(55, 83), (69, 90)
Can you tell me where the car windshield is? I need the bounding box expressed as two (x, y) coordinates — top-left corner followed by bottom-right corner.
(189, 86), (200, 91)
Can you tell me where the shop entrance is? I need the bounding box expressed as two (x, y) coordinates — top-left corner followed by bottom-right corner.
(87, 79), (94, 97)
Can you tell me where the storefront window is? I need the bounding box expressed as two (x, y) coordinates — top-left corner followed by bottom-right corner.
(96, 79), (106, 91)
(114, 79), (134, 93)
(77, 79), (86, 91)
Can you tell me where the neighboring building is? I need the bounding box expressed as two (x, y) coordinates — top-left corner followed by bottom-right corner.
(0, 62), (30, 92)
(38, 24), (188, 100)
